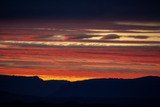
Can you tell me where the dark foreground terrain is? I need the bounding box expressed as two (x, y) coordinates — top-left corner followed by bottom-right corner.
(0, 75), (160, 107)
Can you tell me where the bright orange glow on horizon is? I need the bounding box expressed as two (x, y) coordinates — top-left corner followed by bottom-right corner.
(0, 67), (159, 81)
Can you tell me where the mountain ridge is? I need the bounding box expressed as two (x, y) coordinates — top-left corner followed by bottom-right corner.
(0, 74), (160, 107)
(1, 74), (159, 82)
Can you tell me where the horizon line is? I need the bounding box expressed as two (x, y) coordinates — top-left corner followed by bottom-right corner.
(0, 74), (159, 82)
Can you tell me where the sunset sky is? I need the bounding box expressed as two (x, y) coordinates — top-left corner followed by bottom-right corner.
(0, 0), (160, 81)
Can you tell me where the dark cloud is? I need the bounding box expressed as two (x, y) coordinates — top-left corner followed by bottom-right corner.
(78, 52), (158, 57)
(64, 34), (95, 40)
(128, 36), (149, 39)
(40, 34), (96, 41)
(101, 34), (120, 39)
(0, 60), (54, 68)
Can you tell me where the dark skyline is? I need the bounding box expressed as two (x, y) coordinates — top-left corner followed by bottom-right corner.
(0, 0), (160, 20)
(0, 75), (160, 107)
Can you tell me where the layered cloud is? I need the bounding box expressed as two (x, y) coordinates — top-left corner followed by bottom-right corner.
(1, 40), (160, 48)
(0, 46), (160, 81)
(1, 20), (160, 43)
(101, 34), (120, 39)
(128, 36), (149, 39)
(42, 34), (96, 41)
(114, 22), (160, 27)
(0, 20), (160, 81)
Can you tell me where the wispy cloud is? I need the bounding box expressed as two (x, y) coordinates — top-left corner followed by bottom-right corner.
(43, 34), (95, 41)
(1, 40), (160, 48)
(128, 36), (149, 39)
(0, 60), (54, 68)
(0, 20), (160, 81)
(126, 30), (160, 33)
(115, 22), (160, 27)
(101, 34), (120, 39)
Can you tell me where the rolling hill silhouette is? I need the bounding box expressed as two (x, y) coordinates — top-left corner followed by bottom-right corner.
(0, 75), (160, 107)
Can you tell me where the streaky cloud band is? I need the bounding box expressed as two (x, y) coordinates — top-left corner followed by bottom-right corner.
(1, 40), (160, 48)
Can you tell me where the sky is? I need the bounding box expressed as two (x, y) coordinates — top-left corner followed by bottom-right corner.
(0, 0), (160, 20)
(0, 0), (160, 81)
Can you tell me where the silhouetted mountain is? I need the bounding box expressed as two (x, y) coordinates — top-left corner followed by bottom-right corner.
(0, 75), (160, 107)
(0, 75), (68, 97)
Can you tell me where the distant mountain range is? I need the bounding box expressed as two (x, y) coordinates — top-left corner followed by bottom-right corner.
(0, 75), (160, 107)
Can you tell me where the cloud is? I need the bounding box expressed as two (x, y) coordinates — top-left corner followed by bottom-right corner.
(64, 34), (94, 40)
(128, 36), (149, 39)
(1, 40), (160, 48)
(101, 34), (120, 39)
(126, 30), (160, 33)
(83, 29), (113, 32)
(115, 22), (160, 27)
(42, 34), (65, 41)
(0, 44), (13, 48)
(0, 60), (54, 68)
(41, 34), (96, 41)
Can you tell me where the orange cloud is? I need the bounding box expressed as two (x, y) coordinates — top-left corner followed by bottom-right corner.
(0, 47), (160, 81)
